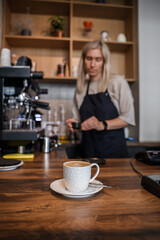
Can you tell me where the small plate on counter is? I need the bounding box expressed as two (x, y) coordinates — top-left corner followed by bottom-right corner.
(0, 158), (24, 171)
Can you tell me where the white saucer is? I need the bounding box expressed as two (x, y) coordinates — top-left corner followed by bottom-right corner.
(0, 161), (24, 171)
(50, 179), (103, 198)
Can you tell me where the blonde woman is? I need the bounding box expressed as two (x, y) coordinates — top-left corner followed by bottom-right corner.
(66, 40), (135, 158)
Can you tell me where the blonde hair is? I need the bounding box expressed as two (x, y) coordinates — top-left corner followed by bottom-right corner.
(77, 40), (111, 93)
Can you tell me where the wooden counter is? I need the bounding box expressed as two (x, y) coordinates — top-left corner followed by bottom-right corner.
(0, 152), (160, 240)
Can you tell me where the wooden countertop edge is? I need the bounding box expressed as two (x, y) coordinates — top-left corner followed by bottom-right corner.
(62, 141), (160, 147)
(127, 141), (160, 147)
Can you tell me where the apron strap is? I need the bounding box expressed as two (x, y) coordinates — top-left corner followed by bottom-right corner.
(86, 81), (90, 96)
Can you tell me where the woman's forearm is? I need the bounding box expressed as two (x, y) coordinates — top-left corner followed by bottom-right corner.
(105, 117), (128, 130)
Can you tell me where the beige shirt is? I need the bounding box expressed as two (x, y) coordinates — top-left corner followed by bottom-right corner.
(72, 75), (135, 126)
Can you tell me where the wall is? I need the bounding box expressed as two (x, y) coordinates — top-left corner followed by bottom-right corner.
(39, 82), (75, 121)
(138, 0), (160, 141)
(0, 0), (2, 49)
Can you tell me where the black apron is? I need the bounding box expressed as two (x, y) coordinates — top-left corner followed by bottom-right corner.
(79, 81), (128, 158)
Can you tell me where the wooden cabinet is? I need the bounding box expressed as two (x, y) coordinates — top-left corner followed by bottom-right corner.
(3, 0), (137, 82)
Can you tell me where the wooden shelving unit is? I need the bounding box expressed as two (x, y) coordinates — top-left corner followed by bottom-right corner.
(3, 0), (137, 82)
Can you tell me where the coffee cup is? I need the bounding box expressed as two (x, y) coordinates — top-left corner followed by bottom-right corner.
(72, 122), (81, 130)
(0, 48), (11, 66)
(117, 33), (126, 42)
(63, 161), (100, 193)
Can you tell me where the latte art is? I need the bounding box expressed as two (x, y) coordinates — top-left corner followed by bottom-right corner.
(65, 161), (90, 168)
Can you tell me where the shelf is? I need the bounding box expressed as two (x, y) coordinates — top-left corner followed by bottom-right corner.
(73, 1), (133, 9)
(38, 77), (135, 84)
(39, 77), (77, 84)
(5, 35), (70, 48)
(73, 39), (134, 52)
(6, 35), (134, 52)
(72, 0), (133, 8)
(127, 78), (135, 83)
(107, 41), (134, 52)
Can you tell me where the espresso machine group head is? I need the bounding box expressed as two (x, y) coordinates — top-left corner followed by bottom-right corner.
(0, 66), (49, 154)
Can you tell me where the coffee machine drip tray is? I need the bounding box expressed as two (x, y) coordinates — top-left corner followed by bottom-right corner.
(1, 128), (44, 141)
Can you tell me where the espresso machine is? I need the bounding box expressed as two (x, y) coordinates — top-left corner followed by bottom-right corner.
(0, 66), (50, 154)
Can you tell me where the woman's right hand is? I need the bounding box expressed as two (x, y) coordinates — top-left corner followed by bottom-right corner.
(66, 118), (77, 132)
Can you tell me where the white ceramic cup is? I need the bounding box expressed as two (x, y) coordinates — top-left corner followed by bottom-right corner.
(1, 48), (11, 57)
(117, 33), (126, 42)
(63, 161), (100, 193)
(0, 48), (11, 66)
(1, 58), (11, 66)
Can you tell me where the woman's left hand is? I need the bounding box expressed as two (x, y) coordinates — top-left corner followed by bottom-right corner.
(81, 116), (104, 131)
